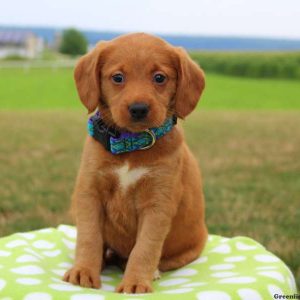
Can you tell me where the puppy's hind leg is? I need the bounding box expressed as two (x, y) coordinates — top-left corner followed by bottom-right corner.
(159, 241), (206, 272)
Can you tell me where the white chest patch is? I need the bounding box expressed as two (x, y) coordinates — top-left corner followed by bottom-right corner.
(115, 163), (149, 191)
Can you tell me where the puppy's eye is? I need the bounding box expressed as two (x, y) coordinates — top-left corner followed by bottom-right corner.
(153, 73), (167, 84)
(112, 73), (125, 84)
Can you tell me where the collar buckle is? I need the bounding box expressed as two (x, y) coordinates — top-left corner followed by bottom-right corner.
(139, 129), (156, 151)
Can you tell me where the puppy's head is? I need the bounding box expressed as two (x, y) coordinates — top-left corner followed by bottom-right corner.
(74, 33), (205, 132)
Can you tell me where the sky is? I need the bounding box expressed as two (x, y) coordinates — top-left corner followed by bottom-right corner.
(1, 0), (300, 39)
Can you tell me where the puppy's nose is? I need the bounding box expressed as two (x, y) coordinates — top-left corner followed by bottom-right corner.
(129, 103), (149, 121)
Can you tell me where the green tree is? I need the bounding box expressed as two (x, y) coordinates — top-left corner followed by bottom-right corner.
(59, 28), (87, 56)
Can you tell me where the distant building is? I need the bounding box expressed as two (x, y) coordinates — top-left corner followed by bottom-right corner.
(0, 31), (44, 58)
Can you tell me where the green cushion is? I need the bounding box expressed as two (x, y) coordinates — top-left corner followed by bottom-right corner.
(0, 225), (297, 299)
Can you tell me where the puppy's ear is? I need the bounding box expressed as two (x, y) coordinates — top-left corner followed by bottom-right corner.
(74, 42), (107, 113)
(174, 47), (205, 118)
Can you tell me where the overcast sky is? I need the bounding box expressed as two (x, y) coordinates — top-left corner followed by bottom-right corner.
(1, 0), (300, 39)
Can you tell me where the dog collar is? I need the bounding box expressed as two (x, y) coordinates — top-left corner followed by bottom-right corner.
(87, 111), (177, 155)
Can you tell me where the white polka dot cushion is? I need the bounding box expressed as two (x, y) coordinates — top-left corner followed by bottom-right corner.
(0, 225), (297, 300)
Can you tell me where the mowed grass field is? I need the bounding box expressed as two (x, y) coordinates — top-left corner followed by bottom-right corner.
(0, 67), (300, 286)
(1, 68), (300, 109)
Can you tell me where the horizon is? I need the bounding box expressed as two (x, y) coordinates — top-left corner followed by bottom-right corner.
(1, 23), (300, 42)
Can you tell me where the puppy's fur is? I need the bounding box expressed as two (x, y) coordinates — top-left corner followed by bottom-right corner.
(63, 33), (207, 293)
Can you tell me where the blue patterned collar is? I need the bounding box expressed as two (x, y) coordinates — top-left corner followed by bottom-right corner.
(87, 112), (177, 154)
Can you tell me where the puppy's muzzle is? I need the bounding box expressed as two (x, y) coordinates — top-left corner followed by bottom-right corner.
(129, 103), (149, 121)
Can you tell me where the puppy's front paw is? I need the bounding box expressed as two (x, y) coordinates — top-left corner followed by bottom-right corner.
(116, 278), (153, 294)
(63, 266), (101, 289)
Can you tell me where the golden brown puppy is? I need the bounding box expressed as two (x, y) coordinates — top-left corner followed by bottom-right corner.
(63, 33), (207, 294)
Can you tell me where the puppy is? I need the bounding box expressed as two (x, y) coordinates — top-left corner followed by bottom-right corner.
(63, 33), (207, 293)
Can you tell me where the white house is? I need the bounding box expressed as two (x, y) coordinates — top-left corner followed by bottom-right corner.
(0, 31), (44, 59)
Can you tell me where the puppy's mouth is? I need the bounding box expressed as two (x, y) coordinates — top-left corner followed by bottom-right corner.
(117, 120), (159, 133)
(127, 120), (154, 132)
(111, 115), (166, 133)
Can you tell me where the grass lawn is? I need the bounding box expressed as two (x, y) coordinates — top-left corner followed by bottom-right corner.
(0, 110), (299, 287)
(0, 68), (300, 110)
